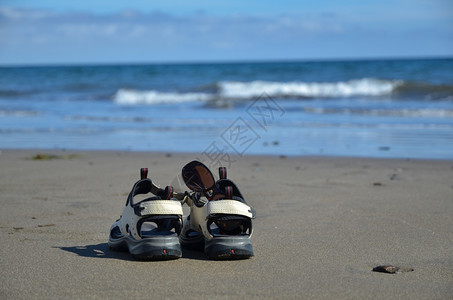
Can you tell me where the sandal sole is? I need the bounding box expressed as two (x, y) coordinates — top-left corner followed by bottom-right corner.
(205, 236), (254, 260)
(109, 236), (181, 260)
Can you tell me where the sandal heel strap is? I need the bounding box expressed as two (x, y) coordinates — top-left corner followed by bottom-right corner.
(207, 200), (255, 219)
(136, 200), (183, 216)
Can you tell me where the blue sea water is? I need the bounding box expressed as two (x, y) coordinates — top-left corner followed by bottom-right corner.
(1, 58), (453, 159)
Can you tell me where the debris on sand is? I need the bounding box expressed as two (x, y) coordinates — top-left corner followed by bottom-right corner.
(372, 265), (414, 274)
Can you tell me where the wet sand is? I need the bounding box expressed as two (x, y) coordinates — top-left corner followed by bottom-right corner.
(1, 150), (452, 298)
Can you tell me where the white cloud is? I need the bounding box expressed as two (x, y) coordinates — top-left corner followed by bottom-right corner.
(0, 6), (55, 20)
(1, 8), (345, 48)
(0, 6), (451, 65)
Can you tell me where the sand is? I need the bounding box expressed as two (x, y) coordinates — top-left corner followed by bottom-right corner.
(1, 149), (452, 299)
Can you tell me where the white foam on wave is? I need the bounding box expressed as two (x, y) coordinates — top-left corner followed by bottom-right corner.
(113, 78), (404, 106)
(219, 78), (403, 98)
(304, 107), (453, 118)
(113, 89), (212, 105)
(0, 109), (39, 117)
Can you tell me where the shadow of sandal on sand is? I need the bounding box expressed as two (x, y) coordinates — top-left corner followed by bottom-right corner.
(57, 243), (210, 261)
(57, 243), (134, 261)
(181, 248), (210, 261)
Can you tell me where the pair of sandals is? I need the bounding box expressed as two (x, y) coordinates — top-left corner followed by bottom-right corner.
(108, 161), (256, 260)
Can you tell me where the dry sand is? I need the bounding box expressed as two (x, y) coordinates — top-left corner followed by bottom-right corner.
(1, 150), (452, 299)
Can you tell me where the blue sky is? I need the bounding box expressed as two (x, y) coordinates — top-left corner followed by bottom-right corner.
(0, 0), (452, 65)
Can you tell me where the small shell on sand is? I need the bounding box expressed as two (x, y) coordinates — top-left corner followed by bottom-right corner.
(372, 265), (414, 274)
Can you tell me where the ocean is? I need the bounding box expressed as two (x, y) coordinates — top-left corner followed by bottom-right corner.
(1, 58), (453, 159)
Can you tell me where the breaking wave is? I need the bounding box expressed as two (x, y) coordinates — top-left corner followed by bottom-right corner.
(113, 78), (453, 105)
(113, 89), (213, 105)
(218, 78), (402, 99)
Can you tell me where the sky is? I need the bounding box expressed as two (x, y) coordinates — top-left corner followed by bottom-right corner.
(0, 0), (452, 65)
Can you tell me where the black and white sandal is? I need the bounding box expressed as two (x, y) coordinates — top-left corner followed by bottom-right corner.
(108, 168), (184, 260)
(180, 161), (255, 259)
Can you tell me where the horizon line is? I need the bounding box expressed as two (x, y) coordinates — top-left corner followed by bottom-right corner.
(1, 54), (452, 68)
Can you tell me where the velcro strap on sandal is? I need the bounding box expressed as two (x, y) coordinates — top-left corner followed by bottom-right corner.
(207, 200), (255, 219)
(136, 200), (183, 216)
